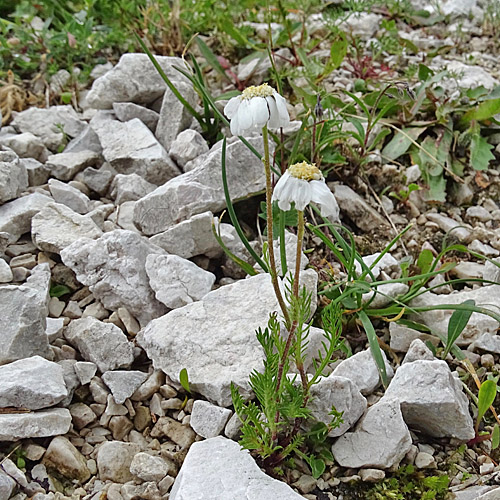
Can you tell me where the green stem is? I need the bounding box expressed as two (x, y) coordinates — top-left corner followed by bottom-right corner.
(263, 125), (290, 328)
(279, 209), (287, 275)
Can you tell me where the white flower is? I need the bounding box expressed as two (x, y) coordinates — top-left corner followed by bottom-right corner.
(272, 162), (340, 219)
(224, 83), (290, 136)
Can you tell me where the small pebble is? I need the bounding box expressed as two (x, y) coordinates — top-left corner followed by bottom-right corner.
(415, 452), (436, 469)
(481, 354), (495, 368)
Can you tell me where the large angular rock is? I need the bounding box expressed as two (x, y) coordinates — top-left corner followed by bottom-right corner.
(156, 82), (197, 151)
(384, 360), (474, 440)
(170, 129), (209, 169)
(134, 137), (266, 235)
(0, 149), (28, 204)
(332, 348), (394, 395)
(0, 470), (15, 499)
(92, 117), (180, 185)
(113, 102), (159, 132)
(61, 230), (167, 326)
(389, 322), (440, 353)
(96, 441), (141, 483)
(1, 131), (49, 161)
(48, 178), (91, 214)
(0, 284), (50, 365)
(11, 105), (86, 151)
(43, 436), (90, 483)
(0, 356), (67, 409)
(110, 173), (156, 205)
(87, 53), (189, 109)
(170, 436), (305, 500)
(410, 286), (500, 345)
(145, 254), (216, 309)
(308, 376), (367, 438)
(331, 398), (412, 469)
(0, 408), (72, 441)
(102, 370), (149, 404)
(138, 273), (308, 406)
(32, 202), (103, 254)
(64, 317), (135, 373)
(45, 150), (101, 181)
(190, 400), (232, 439)
(0, 192), (52, 241)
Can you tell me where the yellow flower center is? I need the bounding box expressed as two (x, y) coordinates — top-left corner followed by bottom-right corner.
(241, 83), (275, 100)
(288, 162), (323, 181)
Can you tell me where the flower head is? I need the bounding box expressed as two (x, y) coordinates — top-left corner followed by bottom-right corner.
(224, 83), (290, 136)
(272, 162), (340, 219)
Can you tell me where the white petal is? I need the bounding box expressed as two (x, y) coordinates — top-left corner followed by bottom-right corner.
(273, 92), (290, 127)
(230, 112), (240, 136)
(266, 96), (280, 129)
(236, 100), (253, 134)
(292, 179), (312, 211)
(248, 97), (270, 129)
(224, 96), (241, 119)
(310, 180), (339, 219)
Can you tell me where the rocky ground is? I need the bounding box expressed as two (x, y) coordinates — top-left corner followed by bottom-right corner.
(1, 0), (500, 499)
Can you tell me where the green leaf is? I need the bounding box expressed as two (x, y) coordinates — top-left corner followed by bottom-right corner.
(49, 284), (71, 298)
(382, 127), (426, 161)
(417, 249), (434, 275)
(307, 456), (326, 479)
(325, 32), (347, 73)
(259, 201), (298, 238)
(195, 36), (230, 82)
(492, 423), (500, 450)
(16, 457), (26, 469)
(462, 98), (500, 122)
(470, 131), (495, 171)
(222, 23), (256, 49)
(179, 368), (191, 393)
(477, 379), (497, 430)
(418, 63), (434, 82)
(425, 174), (447, 203)
(60, 91), (72, 104)
(444, 299), (475, 357)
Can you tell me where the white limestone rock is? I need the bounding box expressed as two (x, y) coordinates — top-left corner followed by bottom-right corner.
(22, 157), (49, 186)
(97, 441), (141, 483)
(383, 360), (474, 440)
(0, 258), (13, 282)
(146, 253), (216, 309)
(332, 348), (394, 395)
(32, 202), (103, 254)
(0, 408), (72, 441)
(361, 282), (409, 309)
(190, 400), (232, 439)
(156, 82), (197, 151)
(48, 178), (91, 214)
(170, 436), (305, 500)
(102, 370), (149, 404)
(74, 361), (97, 386)
(11, 105), (86, 151)
(0, 149), (28, 204)
(61, 230), (168, 326)
(402, 339), (435, 364)
(0, 132), (49, 162)
(445, 61), (497, 91)
(354, 252), (400, 280)
(0, 284), (51, 365)
(45, 150), (101, 181)
(113, 102), (159, 132)
(0, 470), (16, 499)
(43, 436), (90, 483)
(410, 285), (500, 345)
(129, 452), (170, 482)
(0, 356), (67, 409)
(87, 53), (189, 109)
(64, 317), (134, 373)
(170, 129), (209, 169)
(138, 272), (315, 406)
(308, 375), (367, 438)
(92, 117), (180, 185)
(389, 322), (440, 353)
(134, 137), (267, 235)
(110, 173), (157, 205)
(0, 192), (52, 241)
(337, 12), (382, 38)
(331, 398), (412, 469)
(471, 333), (500, 354)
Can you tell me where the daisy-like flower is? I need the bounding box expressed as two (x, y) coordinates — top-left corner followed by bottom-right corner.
(224, 83), (290, 136)
(272, 161), (340, 219)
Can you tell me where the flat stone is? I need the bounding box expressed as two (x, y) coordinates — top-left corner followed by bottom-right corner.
(1, 132), (49, 162)
(0, 284), (50, 365)
(0, 457), (27, 487)
(69, 402), (97, 430)
(96, 441), (141, 483)
(43, 436), (90, 483)
(471, 333), (500, 354)
(0, 408), (72, 441)
(32, 202), (103, 254)
(332, 348), (394, 395)
(138, 273), (315, 406)
(92, 117), (180, 185)
(150, 416), (196, 449)
(445, 61), (497, 91)
(102, 371), (149, 404)
(45, 150), (100, 181)
(0, 356), (67, 409)
(308, 375), (367, 437)
(384, 360), (474, 440)
(170, 436), (305, 500)
(78, 166), (113, 196)
(64, 317), (134, 372)
(48, 178), (91, 214)
(130, 452), (170, 482)
(74, 361), (97, 385)
(425, 213), (471, 242)
(61, 230), (168, 326)
(0, 149), (28, 204)
(113, 102), (159, 132)
(190, 400), (232, 439)
(331, 398), (412, 469)
(134, 137), (266, 235)
(22, 157), (50, 187)
(146, 254), (216, 309)
(169, 129), (209, 169)
(11, 105), (86, 150)
(331, 184), (389, 232)
(359, 469), (386, 482)
(0, 192), (52, 241)
(87, 53), (189, 108)
(110, 173), (157, 205)
(156, 82), (197, 151)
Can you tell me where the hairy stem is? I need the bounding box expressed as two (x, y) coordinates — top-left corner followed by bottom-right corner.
(263, 125), (290, 328)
